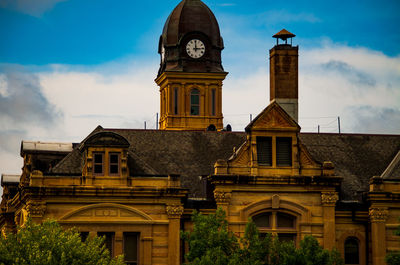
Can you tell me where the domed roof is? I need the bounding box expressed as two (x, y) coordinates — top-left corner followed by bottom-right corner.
(161, 0), (223, 48)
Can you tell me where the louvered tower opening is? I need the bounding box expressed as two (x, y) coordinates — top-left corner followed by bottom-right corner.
(257, 136), (272, 166)
(276, 137), (292, 166)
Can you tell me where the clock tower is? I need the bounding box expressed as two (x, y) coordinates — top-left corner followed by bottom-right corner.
(155, 0), (227, 131)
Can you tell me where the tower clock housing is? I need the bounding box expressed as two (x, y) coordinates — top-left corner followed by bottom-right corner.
(155, 0), (227, 131)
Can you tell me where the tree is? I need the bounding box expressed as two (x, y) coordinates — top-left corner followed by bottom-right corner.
(0, 219), (124, 265)
(182, 208), (343, 265)
(386, 218), (400, 265)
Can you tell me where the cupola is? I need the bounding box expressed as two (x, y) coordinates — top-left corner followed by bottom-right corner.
(158, 0), (225, 75)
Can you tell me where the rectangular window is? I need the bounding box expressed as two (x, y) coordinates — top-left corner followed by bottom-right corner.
(190, 89), (200, 115)
(174, 87), (179, 115)
(93, 153), (104, 175)
(276, 137), (292, 166)
(97, 232), (114, 256)
(109, 153), (120, 175)
(211, 89), (216, 116)
(256, 137), (272, 165)
(124, 233), (139, 265)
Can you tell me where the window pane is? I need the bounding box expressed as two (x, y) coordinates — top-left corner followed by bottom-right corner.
(191, 106), (199, 115)
(94, 164), (103, 174)
(124, 233), (139, 264)
(94, 154), (103, 163)
(110, 154), (119, 164)
(278, 233), (296, 243)
(110, 164), (119, 174)
(98, 232), (114, 256)
(252, 213), (271, 228)
(256, 137), (272, 165)
(174, 87), (179, 115)
(211, 89), (216, 116)
(277, 212), (295, 228)
(276, 137), (292, 166)
(345, 238), (359, 264)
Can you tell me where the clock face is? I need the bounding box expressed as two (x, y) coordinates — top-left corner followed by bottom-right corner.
(186, 39), (205, 59)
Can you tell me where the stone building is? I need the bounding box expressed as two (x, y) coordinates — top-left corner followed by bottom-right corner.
(1, 0), (399, 265)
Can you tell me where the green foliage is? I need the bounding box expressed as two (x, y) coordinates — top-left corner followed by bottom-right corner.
(386, 218), (400, 265)
(0, 219), (124, 265)
(181, 208), (239, 265)
(182, 208), (344, 265)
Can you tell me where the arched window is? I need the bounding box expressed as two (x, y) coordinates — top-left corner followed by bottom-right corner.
(252, 211), (297, 243)
(190, 89), (200, 115)
(344, 237), (359, 264)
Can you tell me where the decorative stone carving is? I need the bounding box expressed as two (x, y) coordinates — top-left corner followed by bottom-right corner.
(214, 190), (232, 204)
(166, 204), (184, 218)
(369, 207), (389, 222)
(272, 194), (280, 209)
(26, 201), (46, 217)
(321, 192), (338, 206)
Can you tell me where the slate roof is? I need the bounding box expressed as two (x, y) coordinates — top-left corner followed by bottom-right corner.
(51, 128), (400, 201)
(299, 133), (400, 201)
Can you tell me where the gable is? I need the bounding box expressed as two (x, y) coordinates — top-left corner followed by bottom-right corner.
(246, 100), (300, 132)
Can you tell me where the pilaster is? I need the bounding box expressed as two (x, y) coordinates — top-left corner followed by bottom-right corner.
(166, 204), (184, 265)
(214, 190), (232, 216)
(369, 207), (389, 265)
(321, 192), (338, 249)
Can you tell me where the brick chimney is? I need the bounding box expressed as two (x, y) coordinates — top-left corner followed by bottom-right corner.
(269, 29), (298, 122)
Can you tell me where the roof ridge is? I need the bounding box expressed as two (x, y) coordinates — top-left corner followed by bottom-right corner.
(381, 149), (400, 178)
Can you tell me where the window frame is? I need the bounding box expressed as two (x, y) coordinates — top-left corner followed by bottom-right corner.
(190, 88), (200, 116)
(211, 89), (216, 116)
(174, 87), (179, 115)
(344, 237), (360, 265)
(93, 152), (104, 176)
(123, 232), (140, 265)
(256, 136), (273, 166)
(252, 211), (298, 245)
(276, 137), (292, 167)
(108, 152), (120, 175)
(97, 232), (115, 257)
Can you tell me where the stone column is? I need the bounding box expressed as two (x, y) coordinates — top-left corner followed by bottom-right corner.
(369, 207), (388, 265)
(166, 204), (184, 265)
(321, 192), (338, 250)
(114, 231), (123, 256)
(214, 190), (232, 216)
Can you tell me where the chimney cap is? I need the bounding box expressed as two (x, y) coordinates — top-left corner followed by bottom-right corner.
(273, 29), (296, 40)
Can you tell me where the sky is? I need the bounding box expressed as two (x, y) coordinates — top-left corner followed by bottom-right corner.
(0, 0), (400, 184)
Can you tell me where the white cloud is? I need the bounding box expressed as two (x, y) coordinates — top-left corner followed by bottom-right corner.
(0, 0), (66, 17)
(0, 43), (399, 195)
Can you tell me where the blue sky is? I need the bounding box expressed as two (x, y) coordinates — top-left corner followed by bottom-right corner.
(0, 0), (400, 178)
(1, 0), (399, 65)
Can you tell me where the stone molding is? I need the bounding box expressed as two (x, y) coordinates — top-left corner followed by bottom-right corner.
(26, 201), (46, 217)
(321, 192), (338, 206)
(369, 207), (389, 223)
(166, 204), (184, 218)
(214, 190), (232, 204)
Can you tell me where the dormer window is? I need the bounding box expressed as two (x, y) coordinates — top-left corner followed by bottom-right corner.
(93, 153), (104, 175)
(257, 136), (272, 166)
(109, 153), (120, 175)
(276, 137), (292, 166)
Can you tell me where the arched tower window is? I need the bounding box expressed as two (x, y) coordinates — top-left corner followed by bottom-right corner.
(344, 237), (359, 264)
(252, 211), (297, 243)
(190, 89), (200, 115)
